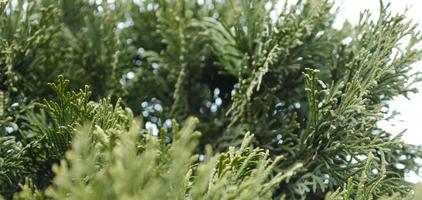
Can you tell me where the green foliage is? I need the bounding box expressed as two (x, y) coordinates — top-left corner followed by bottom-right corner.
(50, 0), (136, 98)
(1, 0), (422, 199)
(1, 76), (132, 198)
(325, 152), (389, 200)
(35, 76), (132, 158)
(0, 1), (62, 98)
(45, 118), (294, 200)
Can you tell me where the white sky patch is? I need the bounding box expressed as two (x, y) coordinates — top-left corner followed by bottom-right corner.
(126, 71), (135, 79)
(145, 121), (159, 136)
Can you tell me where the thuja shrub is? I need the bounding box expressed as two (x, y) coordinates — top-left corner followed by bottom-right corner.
(1, 0), (422, 199)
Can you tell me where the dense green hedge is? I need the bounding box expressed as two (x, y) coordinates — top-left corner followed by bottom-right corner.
(1, 0), (422, 199)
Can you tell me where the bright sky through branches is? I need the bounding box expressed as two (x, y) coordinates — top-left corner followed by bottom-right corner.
(274, 0), (422, 146)
(331, 0), (422, 142)
(275, 0), (422, 183)
(333, 0), (422, 182)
